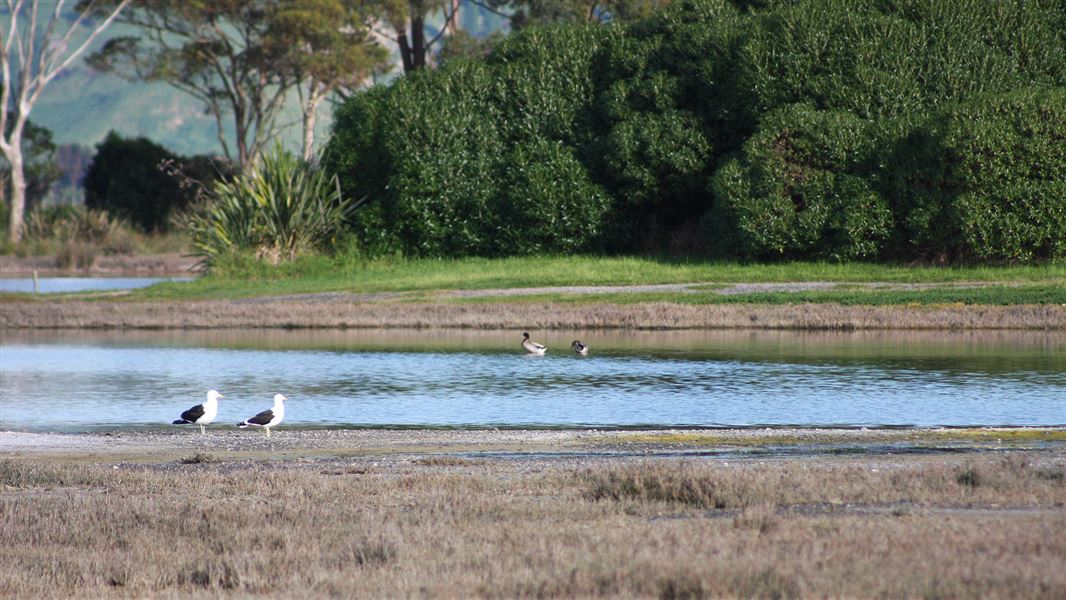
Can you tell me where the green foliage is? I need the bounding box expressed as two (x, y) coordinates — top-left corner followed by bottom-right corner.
(495, 138), (612, 254)
(325, 25), (615, 258)
(734, 0), (1065, 119)
(1, 118), (61, 212)
(886, 88), (1066, 262)
(384, 60), (504, 256)
(708, 105), (892, 260)
(323, 0), (1066, 263)
(83, 132), (228, 232)
(187, 145), (355, 266)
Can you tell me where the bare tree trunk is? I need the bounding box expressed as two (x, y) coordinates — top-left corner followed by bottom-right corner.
(6, 144), (26, 243)
(397, 28), (414, 72)
(301, 85), (326, 162)
(411, 13), (426, 70)
(448, 0), (460, 34)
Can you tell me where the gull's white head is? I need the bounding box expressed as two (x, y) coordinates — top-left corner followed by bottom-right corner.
(207, 390), (223, 402)
(274, 393), (287, 404)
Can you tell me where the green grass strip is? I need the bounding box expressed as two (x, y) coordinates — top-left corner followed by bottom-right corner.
(129, 256), (1066, 301)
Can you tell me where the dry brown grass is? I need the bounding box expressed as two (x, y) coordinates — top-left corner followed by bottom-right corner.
(3, 298), (1064, 329)
(1, 452), (1064, 598)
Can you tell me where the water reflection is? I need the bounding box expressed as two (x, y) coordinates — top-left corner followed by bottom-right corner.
(1, 329), (1063, 431)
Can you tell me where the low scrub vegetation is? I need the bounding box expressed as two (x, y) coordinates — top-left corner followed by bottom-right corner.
(0, 204), (187, 266)
(186, 146), (356, 266)
(0, 453), (1063, 598)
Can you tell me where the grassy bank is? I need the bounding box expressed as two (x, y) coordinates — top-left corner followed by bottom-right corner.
(453, 284), (1066, 306)
(1, 452), (1063, 598)
(132, 256), (1066, 302)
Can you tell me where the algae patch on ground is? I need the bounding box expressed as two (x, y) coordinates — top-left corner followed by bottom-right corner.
(602, 428), (1066, 448)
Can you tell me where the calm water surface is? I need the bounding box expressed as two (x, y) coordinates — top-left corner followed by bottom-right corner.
(1, 329), (1063, 431)
(0, 277), (194, 294)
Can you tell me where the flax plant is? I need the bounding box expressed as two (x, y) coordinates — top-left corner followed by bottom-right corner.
(188, 145), (356, 267)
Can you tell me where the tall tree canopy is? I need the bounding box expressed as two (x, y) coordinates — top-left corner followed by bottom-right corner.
(87, 0), (385, 169)
(267, 0), (389, 160)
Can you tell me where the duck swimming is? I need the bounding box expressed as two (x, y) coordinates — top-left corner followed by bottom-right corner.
(522, 332), (547, 355)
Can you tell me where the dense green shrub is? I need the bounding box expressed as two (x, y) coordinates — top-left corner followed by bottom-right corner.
(586, 1), (739, 250)
(323, 0), (1066, 263)
(83, 132), (231, 232)
(325, 25), (615, 257)
(384, 61), (504, 256)
(494, 137), (612, 255)
(885, 88), (1066, 261)
(188, 146), (355, 266)
(708, 105), (892, 260)
(734, 0), (1065, 119)
(489, 24), (614, 146)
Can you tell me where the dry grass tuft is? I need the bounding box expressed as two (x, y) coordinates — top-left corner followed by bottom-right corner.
(583, 463), (734, 508)
(733, 503), (780, 534)
(413, 455), (478, 467)
(179, 452), (220, 464)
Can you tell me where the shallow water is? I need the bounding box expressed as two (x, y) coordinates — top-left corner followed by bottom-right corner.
(1, 329), (1063, 432)
(0, 276), (194, 294)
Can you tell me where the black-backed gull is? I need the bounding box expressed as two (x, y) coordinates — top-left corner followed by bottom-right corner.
(237, 394), (286, 437)
(172, 390), (222, 434)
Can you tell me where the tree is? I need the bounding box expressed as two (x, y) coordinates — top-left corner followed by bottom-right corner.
(1, 117), (61, 212)
(267, 0), (389, 161)
(86, 0), (293, 171)
(375, 0), (461, 72)
(83, 131), (235, 231)
(473, 0), (668, 29)
(1, 0), (131, 243)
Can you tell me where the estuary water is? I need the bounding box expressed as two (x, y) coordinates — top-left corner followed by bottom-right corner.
(0, 276), (194, 294)
(0, 329), (1063, 432)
